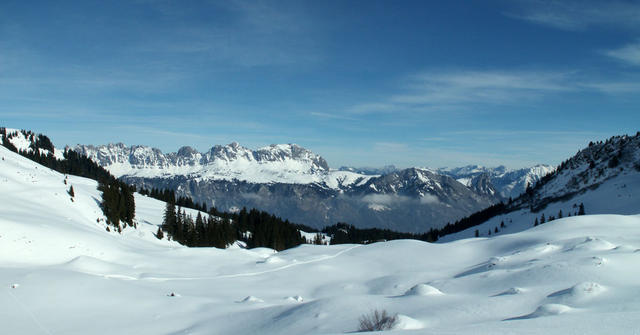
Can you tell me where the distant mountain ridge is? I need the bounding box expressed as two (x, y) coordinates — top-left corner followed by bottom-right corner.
(438, 164), (556, 199)
(68, 142), (554, 232)
(73, 142), (341, 185)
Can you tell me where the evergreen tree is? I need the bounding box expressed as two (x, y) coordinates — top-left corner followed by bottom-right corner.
(68, 185), (75, 197)
(534, 218), (539, 226)
(175, 208), (184, 243)
(156, 227), (164, 240)
(558, 209), (563, 219)
(540, 213), (546, 224)
(474, 229), (479, 237)
(162, 199), (177, 236)
(578, 203), (585, 215)
(195, 212), (205, 246)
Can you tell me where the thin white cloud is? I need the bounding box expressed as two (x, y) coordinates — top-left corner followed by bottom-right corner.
(348, 70), (575, 114)
(400, 70), (572, 102)
(604, 41), (640, 66)
(420, 194), (441, 205)
(444, 130), (604, 137)
(582, 81), (640, 94)
(347, 68), (640, 115)
(505, 0), (640, 31)
(309, 112), (357, 121)
(420, 137), (447, 142)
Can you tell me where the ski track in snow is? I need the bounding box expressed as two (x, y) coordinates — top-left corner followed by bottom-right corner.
(6, 289), (53, 335)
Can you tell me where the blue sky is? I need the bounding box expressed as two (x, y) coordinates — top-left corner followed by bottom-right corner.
(1, 0), (639, 169)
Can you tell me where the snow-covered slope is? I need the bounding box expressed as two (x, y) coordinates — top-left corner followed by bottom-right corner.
(2, 144), (640, 334)
(441, 133), (640, 242)
(0, 145), (174, 265)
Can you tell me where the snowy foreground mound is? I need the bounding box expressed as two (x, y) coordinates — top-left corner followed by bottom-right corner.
(2, 145), (640, 334)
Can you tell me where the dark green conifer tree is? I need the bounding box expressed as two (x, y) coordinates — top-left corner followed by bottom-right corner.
(162, 199), (177, 236)
(195, 212), (205, 246)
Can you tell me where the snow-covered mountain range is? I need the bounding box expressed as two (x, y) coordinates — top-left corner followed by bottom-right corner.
(72, 142), (361, 186)
(72, 142), (552, 232)
(73, 142), (553, 198)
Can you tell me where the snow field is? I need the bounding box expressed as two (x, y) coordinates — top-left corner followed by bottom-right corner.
(2, 145), (640, 334)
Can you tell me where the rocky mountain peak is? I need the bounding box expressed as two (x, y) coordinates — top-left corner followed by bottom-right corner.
(176, 146), (198, 157)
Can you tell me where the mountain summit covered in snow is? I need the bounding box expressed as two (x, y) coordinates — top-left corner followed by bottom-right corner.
(73, 142), (334, 185)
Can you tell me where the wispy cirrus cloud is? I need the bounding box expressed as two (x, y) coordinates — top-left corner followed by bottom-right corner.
(309, 112), (358, 121)
(505, 0), (640, 31)
(347, 68), (640, 115)
(604, 41), (640, 66)
(348, 70), (575, 114)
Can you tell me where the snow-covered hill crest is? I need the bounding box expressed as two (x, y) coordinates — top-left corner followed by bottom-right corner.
(440, 132), (640, 242)
(526, 133), (640, 205)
